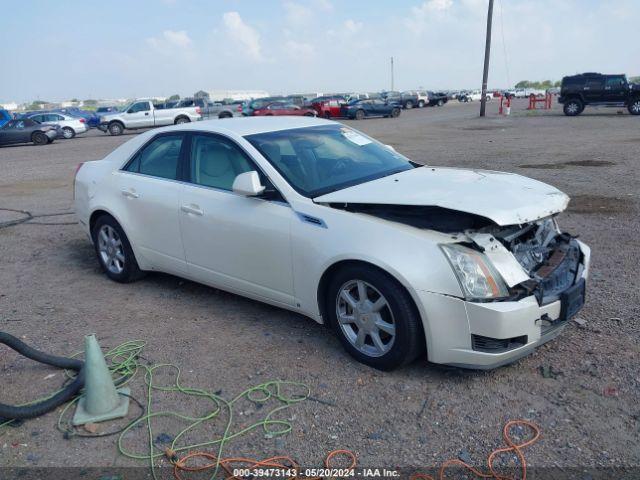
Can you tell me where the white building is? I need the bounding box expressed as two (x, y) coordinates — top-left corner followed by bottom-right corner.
(206, 90), (270, 102)
(1, 102), (18, 111)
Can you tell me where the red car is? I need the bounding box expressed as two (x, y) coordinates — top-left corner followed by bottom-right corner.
(252, 102), (317, 117)
(311, 96), (348, 118)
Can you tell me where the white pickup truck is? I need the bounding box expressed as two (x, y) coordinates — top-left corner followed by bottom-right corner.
(98, 100), (202, 136)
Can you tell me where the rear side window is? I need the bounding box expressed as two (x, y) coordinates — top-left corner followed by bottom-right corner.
(189, 134), (254, 191)
(585, 78), (604, 89)
(125, 134), (183, 180)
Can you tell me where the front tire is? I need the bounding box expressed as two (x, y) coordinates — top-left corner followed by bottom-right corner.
(563, 99), (583, 116)
(175, 116), (190, 124)
(62, 127), (75, 139)
(404, 100), (414, 109)
(108, 122), (124, 136)
(437, 99), (444, 107)
(391, 108), (401, 118)
(91, 215), (144, 283)
(355, 109), (365, 120)
(326, 264), (424, 370)
(418, 100), (425, 108)
(218, 112), (232, 119)
(628, 99), (640, 115)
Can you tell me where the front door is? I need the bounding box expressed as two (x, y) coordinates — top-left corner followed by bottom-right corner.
(179, 133), (296, 306)
(115, 132), (187, 275)
(124, 101), (153, 128)
(603, 76), (628, 104)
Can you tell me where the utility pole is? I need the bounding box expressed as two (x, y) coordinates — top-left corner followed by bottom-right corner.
(480, 0), (494, 117)
(390, 57), (394, 91)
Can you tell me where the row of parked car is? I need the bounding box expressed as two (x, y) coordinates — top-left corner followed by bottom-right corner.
(0, 89), (454, 144)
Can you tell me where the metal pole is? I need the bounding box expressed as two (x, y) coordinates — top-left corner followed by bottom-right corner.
(480, 0), (494, 117)
(391, 57), (394, 91)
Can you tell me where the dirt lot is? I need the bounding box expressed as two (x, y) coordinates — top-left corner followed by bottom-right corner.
(1, 99), (639, 477)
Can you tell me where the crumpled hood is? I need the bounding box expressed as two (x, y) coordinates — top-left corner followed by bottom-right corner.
(313, 166), (569, 226)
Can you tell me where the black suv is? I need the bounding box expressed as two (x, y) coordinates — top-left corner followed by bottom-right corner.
(558, 73), (640, 116)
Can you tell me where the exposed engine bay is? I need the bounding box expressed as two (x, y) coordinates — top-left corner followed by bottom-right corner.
(330, 203), (583, 304)
(480, 218), (583, 303)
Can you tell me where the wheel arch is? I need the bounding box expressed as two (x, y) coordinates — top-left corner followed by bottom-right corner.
(89, 208), (147, 269)
(108, 119), (125, 130)
(316, 259), (426, 343)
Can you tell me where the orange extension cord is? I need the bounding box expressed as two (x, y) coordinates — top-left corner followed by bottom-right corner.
(169, 420), (539, 480)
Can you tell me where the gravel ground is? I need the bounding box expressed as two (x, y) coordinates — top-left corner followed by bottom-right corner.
(1, 99), (639, 477)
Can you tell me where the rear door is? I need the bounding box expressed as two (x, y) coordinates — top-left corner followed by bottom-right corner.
(179, 133), (296, 306)
(115, 132), (187, 275)
(583, 77), (605, 103)
(603, 75), (628, 104)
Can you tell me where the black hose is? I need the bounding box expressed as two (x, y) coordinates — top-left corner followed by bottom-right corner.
(0, 332), (85, 420)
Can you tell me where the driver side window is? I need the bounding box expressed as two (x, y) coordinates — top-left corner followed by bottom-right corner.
(129, 102), (150, 113)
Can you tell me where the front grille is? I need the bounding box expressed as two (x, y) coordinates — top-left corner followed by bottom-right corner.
(472, 334), (528, 353)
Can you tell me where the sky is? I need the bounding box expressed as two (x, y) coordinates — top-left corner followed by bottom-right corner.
(1, 0), (639, 103)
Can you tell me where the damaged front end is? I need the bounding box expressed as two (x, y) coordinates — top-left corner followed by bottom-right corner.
(331, 202), (587, 310)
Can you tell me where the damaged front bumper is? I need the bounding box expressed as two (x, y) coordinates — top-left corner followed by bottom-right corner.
(417, 239), (590, 369)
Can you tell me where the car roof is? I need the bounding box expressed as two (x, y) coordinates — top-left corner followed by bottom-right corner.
(154, 116), (335, 136)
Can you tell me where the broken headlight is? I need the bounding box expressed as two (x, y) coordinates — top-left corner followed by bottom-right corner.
(440, 244), (509, 300)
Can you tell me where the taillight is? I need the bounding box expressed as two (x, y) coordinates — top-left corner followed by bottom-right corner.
(237, 105), (242, 112)
(73, 163), (85, 200)
(195, 107), (202, 115)
(79, 118), (86, 123)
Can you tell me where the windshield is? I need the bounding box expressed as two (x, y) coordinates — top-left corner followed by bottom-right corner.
(245, 124), (414, 197)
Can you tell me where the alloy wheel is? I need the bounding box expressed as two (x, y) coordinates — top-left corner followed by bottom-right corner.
(97, 225), (125, 275)
(336, 280), (396, 357)
(631, 101), (640, 114)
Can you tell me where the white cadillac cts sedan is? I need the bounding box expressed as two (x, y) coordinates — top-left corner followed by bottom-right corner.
(75, 117), (590, 370)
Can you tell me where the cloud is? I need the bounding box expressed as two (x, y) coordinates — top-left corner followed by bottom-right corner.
(146, 30), (192, 49)
(405, 0), (454, 34)
(222, 11), (263, 61)
(284, 40), (314, 59)
(283, 2), (312, 27)
(344, 19), (363, 34)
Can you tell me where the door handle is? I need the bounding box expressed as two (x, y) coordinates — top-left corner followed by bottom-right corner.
(144, 112), (149, 116)
(181, 204), (204, 216)
(121, 189), (140, 199)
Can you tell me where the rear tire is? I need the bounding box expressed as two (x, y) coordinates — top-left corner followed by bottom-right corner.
(418, 100), (425, 108)
(404, 100), (414, 109)
(91, 215), (145, 283)
(326, 264), (424, 370)
(32, 132), (48, 145)
(62, 127), (75, 139)
(437, 99), (444, 107)
(355, 109), (365, 120)
(563, 99), (583, 116)
(628, 99), (640, 115)
(175, 116), (190, 124)
(391, 108), (401, 118)
(218, 112), (232, 119)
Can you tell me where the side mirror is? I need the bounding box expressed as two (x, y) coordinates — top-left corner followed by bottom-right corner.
(232, 171), (265, 196)
(126, 109), (133, 114)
